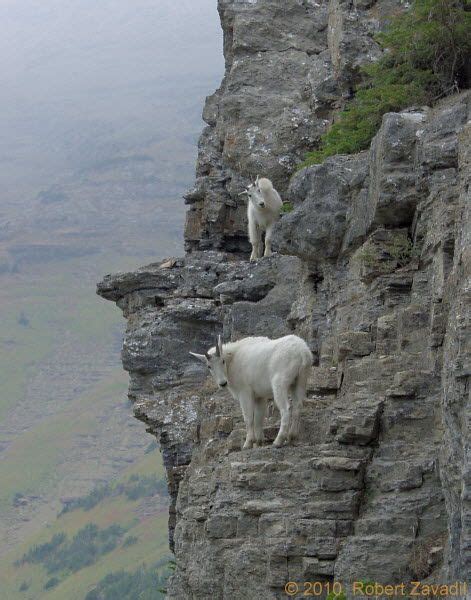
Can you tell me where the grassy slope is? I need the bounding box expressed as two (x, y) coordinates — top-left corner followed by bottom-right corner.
(0, 253), (172, 595)
(0, 253), (145, 510)
(0, 450), (169, 600)
(0, 373), (128, 510)
(0, 255), (122, 420)
(0, 285), (57, 421)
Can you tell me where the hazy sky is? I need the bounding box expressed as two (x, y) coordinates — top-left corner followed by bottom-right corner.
(0, 0), (223, 211)
(1, 0), (222, 99)
(0, 2), (224, 560)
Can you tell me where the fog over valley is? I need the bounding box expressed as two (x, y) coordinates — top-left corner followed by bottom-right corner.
(0, 2), (223, 594)
(0, 0), (223, 254)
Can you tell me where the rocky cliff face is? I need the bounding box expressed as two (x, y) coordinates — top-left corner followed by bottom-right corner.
(97, 1), (470, 597)
(184, 0), (399, 253)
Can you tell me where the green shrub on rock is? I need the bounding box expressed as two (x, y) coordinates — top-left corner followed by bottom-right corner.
(301, 0), (471, 166)
(281, 202), (294, 214)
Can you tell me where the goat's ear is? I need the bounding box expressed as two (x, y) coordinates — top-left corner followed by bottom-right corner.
(189, 352), (208, 365)
(223, 349), (234, 364)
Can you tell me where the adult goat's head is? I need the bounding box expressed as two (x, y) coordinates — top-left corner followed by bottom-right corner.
(189, 335), (228, 388)
(239, 175), (265, 209)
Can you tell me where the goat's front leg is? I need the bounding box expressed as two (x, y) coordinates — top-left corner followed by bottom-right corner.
(253, 398), (267, 447)
(249, 220), (262, 262)
(264, 223), (275, 257)
(239, 393), (256, 449)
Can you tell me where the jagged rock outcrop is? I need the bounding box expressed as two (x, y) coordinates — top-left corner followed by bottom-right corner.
(97, 1), (470, 597)
(184, 0), (403, 253)
(98, 252), (306, 550)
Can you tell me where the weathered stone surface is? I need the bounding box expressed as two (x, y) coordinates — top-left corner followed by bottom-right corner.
(337, 331), (374, 360)
(308, 366), (340, 394)
(97, 3), (471, 595)
(368, 111), (427, 228)
(386, 369), (435, 399)
(439, 115), (471, 579)
(333, 399), (383, 446)
(303, 556), (335, 577)
(205, 515), (238, 539)
(273, 153), (369, 263)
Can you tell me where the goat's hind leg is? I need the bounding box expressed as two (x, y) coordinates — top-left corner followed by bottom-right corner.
(272, 379), (291, 448)
(288, 368), (308, 443)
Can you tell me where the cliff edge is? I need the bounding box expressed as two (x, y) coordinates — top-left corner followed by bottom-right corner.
(98, 1), (470, 597)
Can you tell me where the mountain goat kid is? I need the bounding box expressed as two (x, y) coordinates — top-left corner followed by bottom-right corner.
(190, 335), (313, 449)
(240, 176), (283, 261)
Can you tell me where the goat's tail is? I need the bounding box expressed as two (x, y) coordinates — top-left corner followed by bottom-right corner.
(295, 364), (310, 405)
(301, 346), (314, 370)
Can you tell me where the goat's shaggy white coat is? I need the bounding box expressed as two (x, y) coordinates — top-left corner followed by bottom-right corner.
(243, 177), (283, 261)
(190, 335), (313, 449)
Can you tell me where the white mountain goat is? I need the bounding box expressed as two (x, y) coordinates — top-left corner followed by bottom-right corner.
(190, 335), (313, 449)
(239, 176), (283, 261)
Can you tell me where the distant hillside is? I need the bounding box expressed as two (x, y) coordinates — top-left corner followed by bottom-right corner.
(0, 0), (223, 585)
(0, 449), (171, 599)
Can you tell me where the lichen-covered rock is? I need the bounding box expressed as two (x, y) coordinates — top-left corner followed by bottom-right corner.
(97, 1), (471, 595)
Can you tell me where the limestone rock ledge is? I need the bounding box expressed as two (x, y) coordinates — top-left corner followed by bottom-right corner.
(98, 90), (470, 597)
